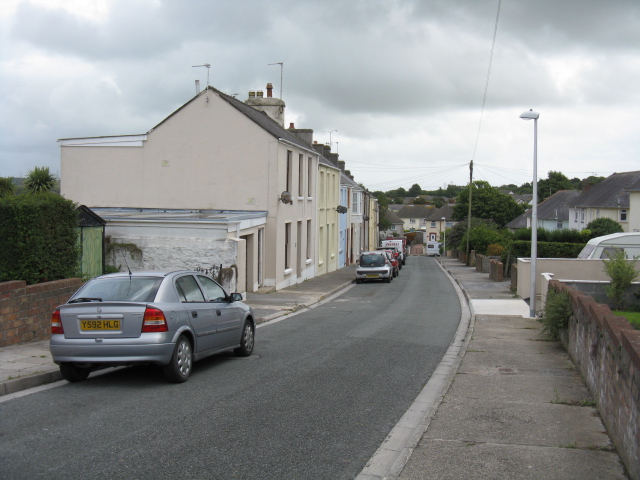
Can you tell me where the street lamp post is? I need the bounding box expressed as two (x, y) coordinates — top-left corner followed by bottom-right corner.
(441, 216), (446, 257)
(520, 109), (539, 318)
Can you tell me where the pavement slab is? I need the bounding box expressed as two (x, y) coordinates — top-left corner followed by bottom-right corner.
(399, 440), (627, 480)
(397, 262), (628, 479)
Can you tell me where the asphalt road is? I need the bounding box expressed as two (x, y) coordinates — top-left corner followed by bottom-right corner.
(0, 256), (461, 480)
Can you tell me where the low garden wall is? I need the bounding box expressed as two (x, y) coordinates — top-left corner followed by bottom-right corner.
(0, 278), (84, 348)
(550, 279), (640, 479)
(489, 259), (504, 282)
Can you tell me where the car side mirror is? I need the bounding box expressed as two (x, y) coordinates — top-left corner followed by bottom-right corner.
(230, 293), (243, 302)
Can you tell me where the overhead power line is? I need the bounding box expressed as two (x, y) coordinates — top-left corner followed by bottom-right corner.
(471, 0), (502, 161)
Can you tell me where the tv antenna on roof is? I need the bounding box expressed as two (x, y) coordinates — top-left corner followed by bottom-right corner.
(192, 63), (211, 87)
(322, 130), (337, 148)
(268, 62), (283, 99)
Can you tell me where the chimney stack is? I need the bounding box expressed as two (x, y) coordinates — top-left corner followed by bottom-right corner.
(245, 83), (286, 126)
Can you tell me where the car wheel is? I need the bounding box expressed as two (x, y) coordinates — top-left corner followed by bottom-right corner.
(163, 335), (193, 383)
(234, 320), (255, 357)
(355, 279), (361, 284)
(60, 363), (91, 383)
(386, 276), (391, 283)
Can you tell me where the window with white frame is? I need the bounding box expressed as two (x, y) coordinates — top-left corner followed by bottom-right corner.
(307, 157), (313, 197)
(621, 209), (628, 221)
(306, 219), (312, 260)
(286, 151), (292, 193)
(431, 221), (436, 228)
(284, 222), (291, 270)
(352, 192), (362, 215)
(298, 154), (304, 197)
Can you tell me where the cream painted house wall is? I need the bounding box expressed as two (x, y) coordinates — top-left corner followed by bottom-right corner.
(367, 196), (379, 251)
(569, 207), (624, 232)
(61, 92), (276, 210)
(60, 87), (318, 291)
(316, 163), (340, 276)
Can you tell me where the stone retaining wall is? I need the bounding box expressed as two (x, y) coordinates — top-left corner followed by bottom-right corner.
(551, 279), (640, 479)
(0, 279), (84, 347)
(489, 259), (504, 282)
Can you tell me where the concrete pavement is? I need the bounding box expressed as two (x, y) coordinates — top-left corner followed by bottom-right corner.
(0, 257), (629, 479)
(393, 258), (628, 480)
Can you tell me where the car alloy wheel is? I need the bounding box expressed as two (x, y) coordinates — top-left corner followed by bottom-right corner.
(235, 320), (254, 357)
(163, 335), (193, 383)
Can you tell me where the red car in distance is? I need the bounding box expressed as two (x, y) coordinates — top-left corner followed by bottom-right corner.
(376, 249), (399, 277)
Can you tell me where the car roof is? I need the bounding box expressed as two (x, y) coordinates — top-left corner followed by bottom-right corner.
(96, 270), (205, 279)
(587, 232), (640, 245)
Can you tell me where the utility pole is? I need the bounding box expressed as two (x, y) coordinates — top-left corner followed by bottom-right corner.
(466, 160), (473, 264)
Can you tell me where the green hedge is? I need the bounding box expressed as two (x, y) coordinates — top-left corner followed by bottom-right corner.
(0, 193), (80, 284)
(509, 240), (586, 259)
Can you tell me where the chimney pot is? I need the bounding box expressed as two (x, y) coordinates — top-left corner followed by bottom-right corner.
(289, 123), (295, 129)
(257, 90), (263, 97)
(249, 91), (256, 98)
(267, 83), (273, 98)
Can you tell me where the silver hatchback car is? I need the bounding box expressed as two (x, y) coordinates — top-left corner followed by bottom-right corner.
(50, 271), (255, 383)
(355, 251), (393, 284)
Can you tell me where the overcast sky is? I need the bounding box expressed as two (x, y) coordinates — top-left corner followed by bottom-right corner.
(1, 0), (639, 192)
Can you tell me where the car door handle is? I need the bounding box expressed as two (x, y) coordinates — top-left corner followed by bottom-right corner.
(191, 311), (198, 318)
(216, 310), (221, 316)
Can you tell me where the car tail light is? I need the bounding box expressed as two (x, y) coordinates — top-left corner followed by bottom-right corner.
(51, 309), (64, 334)
(142, 307), (168, 333)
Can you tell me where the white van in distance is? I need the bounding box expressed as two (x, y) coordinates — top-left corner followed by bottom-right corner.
(426, 241), (441, 256)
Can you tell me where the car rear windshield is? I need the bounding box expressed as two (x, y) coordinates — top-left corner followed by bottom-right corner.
(72, 277), (163, 303)
(360, 254), (386, 267)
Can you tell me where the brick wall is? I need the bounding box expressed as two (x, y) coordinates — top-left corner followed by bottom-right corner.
(551, 279), (640, 479)
(475, 254), (484, 272)
(0, 279), (84, 348)
(489, 259), (504, 282)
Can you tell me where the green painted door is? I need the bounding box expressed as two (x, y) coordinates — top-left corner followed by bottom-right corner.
(79, 226), (103, 278)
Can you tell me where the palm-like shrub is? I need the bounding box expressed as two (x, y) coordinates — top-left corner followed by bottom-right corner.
(24, 166), (58, 194)
(0, 177), (15, 197)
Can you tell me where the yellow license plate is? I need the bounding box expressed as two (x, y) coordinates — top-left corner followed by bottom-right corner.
(366, 274), (379, 278)
(80, 319), (121, 331)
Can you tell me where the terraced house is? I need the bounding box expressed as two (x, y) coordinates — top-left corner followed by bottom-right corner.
(59, 83), (346, 294)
